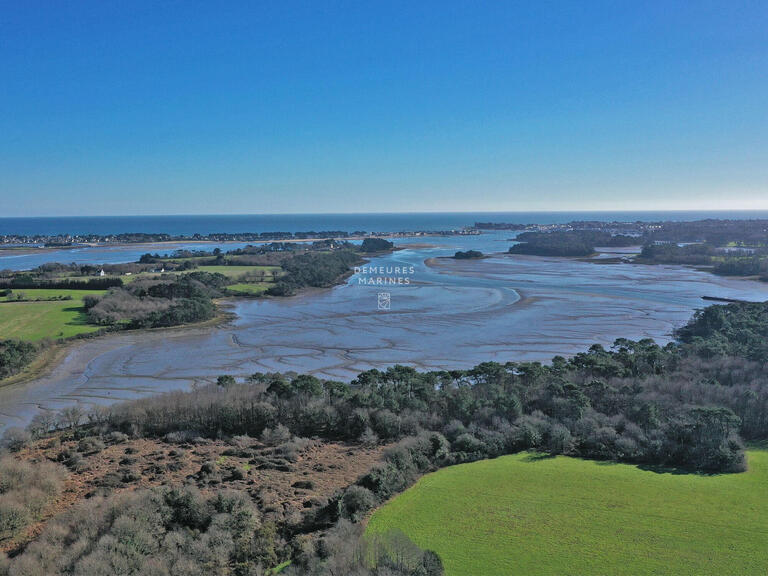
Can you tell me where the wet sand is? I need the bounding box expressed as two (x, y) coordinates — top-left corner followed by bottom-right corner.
(2, 241), (767, 432)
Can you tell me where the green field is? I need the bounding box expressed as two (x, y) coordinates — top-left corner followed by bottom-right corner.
(0, 263), (284, 345)
(367, 451), (768, 575)
(75, 265), (281, 283)
(0, 265), (283, 343)
(226, 282), (273, 295)
(195, 265), (281, 279)
(0, 289), (104, 341)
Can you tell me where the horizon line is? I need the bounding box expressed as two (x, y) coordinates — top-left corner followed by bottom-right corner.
(5, 208), (768, 219)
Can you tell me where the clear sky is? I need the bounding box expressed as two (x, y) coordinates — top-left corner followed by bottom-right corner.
(1, 1), (767, 216)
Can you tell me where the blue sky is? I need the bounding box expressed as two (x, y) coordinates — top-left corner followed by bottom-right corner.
(1, 1), (767, 216)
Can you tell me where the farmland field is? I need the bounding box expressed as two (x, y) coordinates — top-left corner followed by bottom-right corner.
(0, 289), (104, 340)
(195, 265), (281, 279)
(367, 450), (768, 576)
(226, 282), (273, 295)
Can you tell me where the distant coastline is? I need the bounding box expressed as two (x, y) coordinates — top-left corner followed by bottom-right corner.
(0, 233), (450, 255)
(4, 210), (768, 237)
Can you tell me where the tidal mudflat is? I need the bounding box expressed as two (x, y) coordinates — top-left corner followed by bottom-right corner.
(2, 241), (767, 431)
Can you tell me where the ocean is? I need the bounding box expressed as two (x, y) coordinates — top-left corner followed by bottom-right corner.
(2, 211), (768, 236)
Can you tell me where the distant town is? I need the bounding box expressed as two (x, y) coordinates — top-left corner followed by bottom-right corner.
(0, 228), (481, 247)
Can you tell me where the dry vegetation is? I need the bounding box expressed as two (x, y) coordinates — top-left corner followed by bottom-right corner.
(3, 431), (385, 555)
(0, 457), (67, 549)
(1, 423), (441, 575)
(3, 301), (767, 574)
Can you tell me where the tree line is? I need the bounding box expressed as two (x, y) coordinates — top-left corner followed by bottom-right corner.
(0, 340), (37, 380)
(0, 276), (123, 290)
(639, 243), (768, 281)
(84, 271), (225, 328)
(509, 230), (638, 257)
(91, 301), (768, 476)
(266, 250), (362, 296)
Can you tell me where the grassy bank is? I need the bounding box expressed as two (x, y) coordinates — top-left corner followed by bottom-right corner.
(0, 289), (105, 340)
(367, 450), (768, 575)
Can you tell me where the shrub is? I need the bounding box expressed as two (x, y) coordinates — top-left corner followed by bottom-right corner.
(77, 436), (105, 455)
(0, 340), (37, 380)
(452, 433), (485, 454)
(1, 427), (30, 452)
(547, 424), (574, 454)
(217, 375), (236, 388)
(164, 430), (199, 443)
(0, 457), (66, 541)
(340, 486), (377, 522)
(453, 250), (483, 259)
(0, 498), (30, 536)
(360, 238), (394, 253)
(105, 431), (129, 444)
(2, 486), (278, 575)
(261, 424), (291, 446)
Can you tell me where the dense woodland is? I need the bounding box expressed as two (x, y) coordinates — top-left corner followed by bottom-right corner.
(0, 276), (123, 290)
(265, 249), (362, 297)
(638, 219), (768, 246)
(359, 238), (395, 253)
(639, 243), (768, 280)
(452, 250), (483, 259)
(2, 301), (768, 574)
(0, 341), (36, 380)
(84, 271), (224, 328)
(507, 225), (768, 280)
(484, 218), (768, 247)
(509, 230), (638, 257)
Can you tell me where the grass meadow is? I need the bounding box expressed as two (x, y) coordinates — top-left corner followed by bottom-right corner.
(0, 289), (104, 340)
(226, 282), (273, 295)
(0, 264), (282, 343)
(367, 450), (768, 575)
(194, 265), (281, 278)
